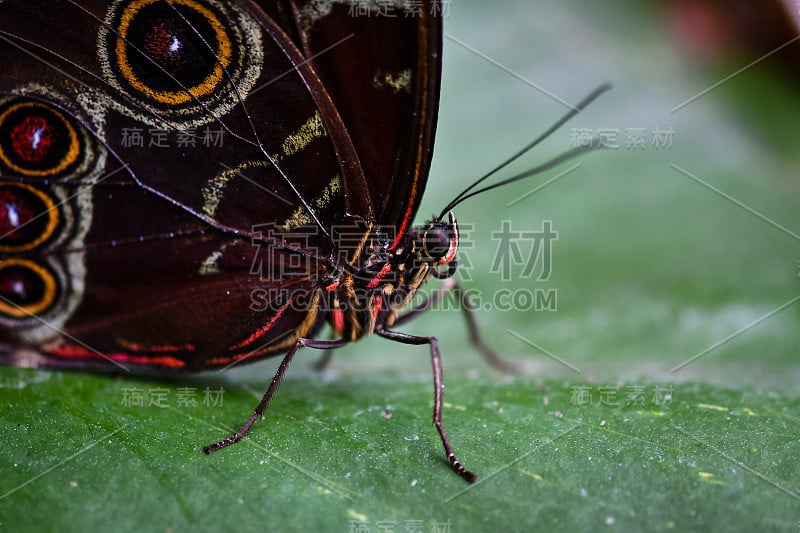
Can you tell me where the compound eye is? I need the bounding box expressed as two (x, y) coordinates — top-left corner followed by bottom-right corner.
(422, 224), (453, 262)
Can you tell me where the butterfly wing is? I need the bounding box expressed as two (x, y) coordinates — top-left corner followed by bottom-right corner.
(276, 0), (443, 241)
(0, 0), (442, 372)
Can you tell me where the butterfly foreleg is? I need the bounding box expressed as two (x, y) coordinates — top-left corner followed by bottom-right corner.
(375, 326), (477, 484)
(393, 278), (519, 374)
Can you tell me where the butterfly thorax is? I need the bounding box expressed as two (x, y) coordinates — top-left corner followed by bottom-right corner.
(323, 213), (458, 342)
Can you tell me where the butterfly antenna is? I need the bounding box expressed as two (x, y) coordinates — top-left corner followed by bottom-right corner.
(439, 83), (611, 218)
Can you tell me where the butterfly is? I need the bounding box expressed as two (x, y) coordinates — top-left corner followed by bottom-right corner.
(0, 0), (606, 483)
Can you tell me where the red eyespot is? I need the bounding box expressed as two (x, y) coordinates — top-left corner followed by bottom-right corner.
(0, 258), (57, 318)
(0, 100), (80, 177)
(0, 182), (58, 252)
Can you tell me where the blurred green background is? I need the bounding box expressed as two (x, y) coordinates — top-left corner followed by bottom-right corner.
(2, 1), (799, 531)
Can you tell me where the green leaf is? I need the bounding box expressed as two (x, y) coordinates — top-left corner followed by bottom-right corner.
(1, 370), (799, 531)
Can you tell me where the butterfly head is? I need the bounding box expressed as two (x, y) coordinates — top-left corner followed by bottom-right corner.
(409, 211), (458, 279)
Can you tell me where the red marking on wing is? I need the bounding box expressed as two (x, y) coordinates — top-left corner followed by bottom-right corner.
(117, 340), (196, 353)
(227, 297), (293, 351)
(208, 341), (287, 366)
(208, 351), (254, 366)
(389, 209), (414, 251)
(49, 344), (185, 369)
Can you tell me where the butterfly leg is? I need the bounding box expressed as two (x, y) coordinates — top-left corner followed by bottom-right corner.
(312, 349), (335, 371)
(393, 278), (519, 374)
(312, 330), (339, 371)
(376, 326), (477, 483)
(203, 337), (350, 453)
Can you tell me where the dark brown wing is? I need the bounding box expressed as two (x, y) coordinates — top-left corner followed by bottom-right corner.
(0, 0), (442, 372)
(0, 0), (349, 371)
(265, 0), (443, 243)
